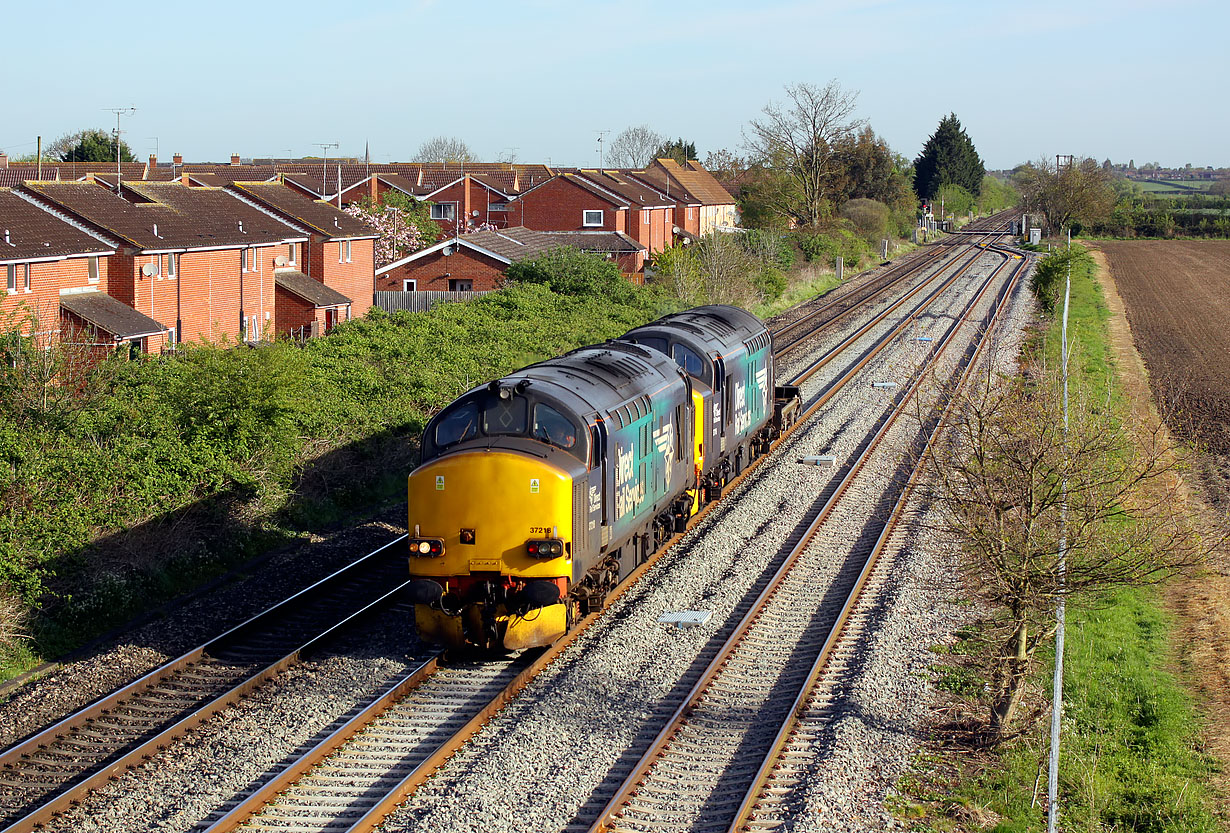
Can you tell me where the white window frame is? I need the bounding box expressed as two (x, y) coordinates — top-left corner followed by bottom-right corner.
(643, 211), (650, 225)
(166, 326), (177, 349)
(287, 242), (297, 265)
(22, 263), (30, 292)
(430, 202), (457, 221)
(688, 207), (694, 219)
(344, 240), (353, 263)
(242, 248), (252, 272)
(5, 264), (14, 294)
(402, 279), (417, 292)
(150, 255), (161, 279)
(88, 256), (100, 284)
(164, 253), (177, 279)
(582, 209), (603, 227)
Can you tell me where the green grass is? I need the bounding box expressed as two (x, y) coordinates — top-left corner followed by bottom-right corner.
(1135, 179), (1213, 195)
(900, 241), (1221, 831)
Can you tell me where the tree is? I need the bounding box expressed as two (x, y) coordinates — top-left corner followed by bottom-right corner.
(651, 232), (785, 307)
(1013, 156), (1115, 234)
(606, 125), (665, 169)
(414, 136), (475, 164)
(743, 80), (865, 228)
(703, 148), (747, 183)
(53, 129), (136, 163)
(344, 191), (438, 267)
(831, 127), (915, 212)
(913, 113), (985, 200)
(653, 137), (699, 166)
(918, 114), (984, 198)
(918, 346), (1210, 739)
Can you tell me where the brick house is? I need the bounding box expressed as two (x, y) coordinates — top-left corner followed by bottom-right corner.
(0, 189), (152, 349)
(22, 181), (308, 348)
(637, 158), (738, 235)
(511, 171), (675, 261)
(375, 226), (645, 292)
(225, 181), (379, 335)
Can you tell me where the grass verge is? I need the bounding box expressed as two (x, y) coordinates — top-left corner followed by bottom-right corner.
(896, 241), (1220, 831)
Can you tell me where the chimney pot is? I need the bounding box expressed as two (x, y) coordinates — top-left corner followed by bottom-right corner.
(0, 152), (8, 169)
(149, 153), (157, 167)
(173, 153), (183, 165)
(230, 154), (241, 166)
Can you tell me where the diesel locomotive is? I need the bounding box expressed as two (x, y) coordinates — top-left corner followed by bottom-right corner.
(405, 305), (800, 650)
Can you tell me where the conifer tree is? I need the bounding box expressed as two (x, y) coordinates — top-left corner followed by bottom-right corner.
(913, 113), (985, 199)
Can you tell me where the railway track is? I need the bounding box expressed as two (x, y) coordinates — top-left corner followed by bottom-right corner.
(192, 232), (1020, 833)
(0, 539), (413, 833)
(0, 219), (1024, 832)
(584, 247), (1025, 832)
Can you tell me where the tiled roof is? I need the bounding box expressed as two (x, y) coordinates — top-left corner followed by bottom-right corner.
(461, 227), (643, 262)
(227, 182), (376, 239)
(181, 166), (281, 185)
(274, 270), (350, 307)
(643, 159), (735, 205)
(60, 291), (165, 339)
(533, 229), (645, 253)
(0, 167), (60, 188)
(23, 182), (303, 251)
(0, 189), (115, 261)
(574, 171), (673, 208)
(50, 162), (148, 182)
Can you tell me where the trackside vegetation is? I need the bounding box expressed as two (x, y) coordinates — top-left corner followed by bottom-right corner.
(899, 245), (1219, 831)
(0, 276), (674, 675)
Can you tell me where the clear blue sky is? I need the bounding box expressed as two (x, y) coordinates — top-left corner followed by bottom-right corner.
(3, 0), (1225, 170)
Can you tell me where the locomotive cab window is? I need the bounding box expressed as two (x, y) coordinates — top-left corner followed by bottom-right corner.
(672, 343), (706, 380)
(635, 336), (668, 355)
(436, 402), (479, 447)
(532, 403), (578, 449)
(483, 395), (528, 436)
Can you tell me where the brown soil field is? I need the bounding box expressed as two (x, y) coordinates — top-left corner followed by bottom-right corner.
(1098, 240), (1230, 466)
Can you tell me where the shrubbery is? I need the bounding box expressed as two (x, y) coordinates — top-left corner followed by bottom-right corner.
(0, 277), (667, 667)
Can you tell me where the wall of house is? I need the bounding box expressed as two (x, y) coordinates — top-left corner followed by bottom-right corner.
(700, 204), (737, 235)
(630, 206), (674, 254)
(1, 257), (99, 338)
(275, 289), (325, 337)
(309, 238), (376, 312)
(376, 248), (506, 292)
(513, 179), (627, 234)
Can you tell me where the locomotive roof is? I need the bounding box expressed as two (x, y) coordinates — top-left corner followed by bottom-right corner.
(622, 304), (768, 355)
(500, 339), (688, 419)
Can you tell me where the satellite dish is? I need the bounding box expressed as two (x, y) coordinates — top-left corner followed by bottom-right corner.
(274, 255), (289, 266)
(141, 263), (157, 277)
(472, 210), (480, 217)
(442, 245), (455, 256)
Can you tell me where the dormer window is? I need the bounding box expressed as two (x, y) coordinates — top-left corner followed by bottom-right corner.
(583, 210), (603, 227)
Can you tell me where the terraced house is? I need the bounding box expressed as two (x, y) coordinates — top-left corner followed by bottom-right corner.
(20, 181), (309, 349)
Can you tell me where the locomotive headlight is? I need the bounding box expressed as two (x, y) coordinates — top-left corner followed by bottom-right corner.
(527, 538), (565, 559)
(409, 537), (446, 557)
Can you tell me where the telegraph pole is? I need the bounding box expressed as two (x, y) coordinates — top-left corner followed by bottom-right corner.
(104, 107), (136, 193)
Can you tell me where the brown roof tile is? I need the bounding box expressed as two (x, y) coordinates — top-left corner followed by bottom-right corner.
(227, 182), (376, 239)
(23, 182), (303, 251)
(59, 291), (165, 339)
(0, 189), (115, 261)
(274, 270), (350, 307)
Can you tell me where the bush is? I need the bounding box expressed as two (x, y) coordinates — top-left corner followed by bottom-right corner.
(1030, 245), (1094, 312)
(796, 227), (873, 267)
(839, 198), (890, 242)
(504, 246), (635, 303)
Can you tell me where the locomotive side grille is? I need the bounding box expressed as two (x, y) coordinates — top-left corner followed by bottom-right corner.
(573, 480), (586, 551)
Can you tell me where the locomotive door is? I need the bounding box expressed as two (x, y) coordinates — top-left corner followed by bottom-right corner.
(590, 420), (609, 551)
(714, 356), (727, 453)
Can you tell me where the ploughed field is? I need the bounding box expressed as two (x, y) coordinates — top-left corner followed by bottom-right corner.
(1101, 240), (1230, 490)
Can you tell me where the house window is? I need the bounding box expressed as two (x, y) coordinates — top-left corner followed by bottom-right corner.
(5, 265), (14, 293)
(644, 211), (650, 225)
(449, 278), (473, 291)
(430, 203), (456, 221)
(583, 210), (603, 227)
(243, 248), (255, 272)
(287, 242), (297, 264)
(403, 279), (417, 291)
(88, 257), (100, 284)
(164, 253), (177, 279)
(344, 240), (353, 263)
(22, 264), (30, 292)
(688, 207), (694, 219)
(166, 326), (176, 349)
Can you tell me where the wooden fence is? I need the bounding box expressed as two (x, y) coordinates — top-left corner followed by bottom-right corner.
(373, 290), (492, 314)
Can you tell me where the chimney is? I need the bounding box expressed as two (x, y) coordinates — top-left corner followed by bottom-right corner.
(230, 153), (241, 166)
(173, 153), (183, 165)
(149, 153), (157, 168)
(0, 152), (8, 169)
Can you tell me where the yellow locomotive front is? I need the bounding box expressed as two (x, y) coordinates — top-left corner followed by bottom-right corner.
(406, 383), (585, 651)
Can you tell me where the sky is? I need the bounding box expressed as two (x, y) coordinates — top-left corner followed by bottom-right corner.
(3, 0), (1226, 171)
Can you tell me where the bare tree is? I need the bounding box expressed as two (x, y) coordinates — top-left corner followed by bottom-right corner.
(606, 125), (665, 169)
(655, 233), (761, 308)
(703, 148), (747, 183)
(1013, 156), (1114, 233)
(743, 80), (864, 228)
(0, 587), (27, 661)
(918, 353), (1214, 739)
(414, 136), (476, 164)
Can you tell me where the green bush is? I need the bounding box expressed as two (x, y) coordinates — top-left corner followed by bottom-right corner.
(504, 246), (635, 303)
(796, 227), (874, 267)
(839, 198), (890, 242)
